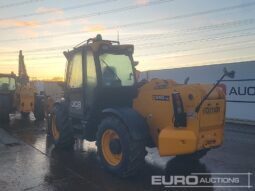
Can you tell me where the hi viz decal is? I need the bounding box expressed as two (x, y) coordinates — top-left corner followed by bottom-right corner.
(153, 95), (170, 101)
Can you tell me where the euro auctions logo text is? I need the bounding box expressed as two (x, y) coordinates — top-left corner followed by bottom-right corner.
(151, 173), (253, 188)
(152, 175), (199, 186)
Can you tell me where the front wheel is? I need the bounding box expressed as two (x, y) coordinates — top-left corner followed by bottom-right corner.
(34, 95), (45, 121)
(48, 103), (74, 149)
(96, 116), (147, 177)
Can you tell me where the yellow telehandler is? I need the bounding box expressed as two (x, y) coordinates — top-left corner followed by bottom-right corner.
(47, 35), (235, 177)
(0, 51), (45, 122)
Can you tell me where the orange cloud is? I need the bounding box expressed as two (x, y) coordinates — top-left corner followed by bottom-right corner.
(35, 7), (64, 15)
(0, 20), (11, 27)
(136, 0), (149, 5)
(0, 19), (38, 27)
(14, 20), (38, 27)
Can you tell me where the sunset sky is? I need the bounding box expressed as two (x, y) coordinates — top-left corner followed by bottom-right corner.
(0, 0), (254, 80)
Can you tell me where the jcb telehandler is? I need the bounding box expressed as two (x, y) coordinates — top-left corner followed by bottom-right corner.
(0, 73), (16, 122)
(0, 51), (45, 122)
(48, 34), (235, 177)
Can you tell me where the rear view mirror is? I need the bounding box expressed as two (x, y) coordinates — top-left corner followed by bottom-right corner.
(133, 61), (139, 66)
(223, 67), (235, 79)
(184, 77), (190, 84)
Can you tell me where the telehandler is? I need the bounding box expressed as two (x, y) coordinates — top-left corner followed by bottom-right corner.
(48, 34), (235, 177)
(0, 73), (16, 122)
(0, 51), (44, 122)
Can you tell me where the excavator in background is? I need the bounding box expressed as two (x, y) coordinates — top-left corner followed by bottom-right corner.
(47, 34), (235, 177)
(0, 51), (45, 122)
(16, 50), (36, 119)
(0, 73), (16, 122)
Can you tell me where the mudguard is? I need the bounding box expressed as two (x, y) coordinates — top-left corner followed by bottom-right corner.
(102, 107), (149, 140)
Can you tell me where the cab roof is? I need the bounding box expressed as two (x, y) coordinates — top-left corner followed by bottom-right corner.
(0, 73), (16, 78)
(63, 34), (134, 61)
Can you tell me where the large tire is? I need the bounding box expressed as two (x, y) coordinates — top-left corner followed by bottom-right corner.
(0, 111), (9, 123)
(21, 112), (30, 119)
(34, 95), (45, 121)
(48, 102), (74, 149)
(96, 116), (147, 177)
(0, 94), (11, 123)
(46, 114), (51, 135)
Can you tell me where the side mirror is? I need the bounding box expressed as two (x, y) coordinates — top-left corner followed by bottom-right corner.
(184, 77), (190, 84)
(133, 61), (139, 66)
(223, 67), (235, 79)
(63, 51), (71, 61)
(129, 73), (134, 80)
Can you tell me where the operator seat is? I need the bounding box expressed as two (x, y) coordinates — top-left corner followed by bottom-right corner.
(102, 67), (121, 87)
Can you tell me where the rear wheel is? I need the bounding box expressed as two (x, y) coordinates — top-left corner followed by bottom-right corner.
(21, 112), (30, 119)
(34, 96), (45, 121)
(0, 94), (11, 123)
(46, 114), (51, 135)
(96, 116), (147, 177)
(48, 103), (74, 149)
(0, 111), (9, 123)
(101, 129), (123, 166)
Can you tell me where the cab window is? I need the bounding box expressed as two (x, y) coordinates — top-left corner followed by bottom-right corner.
(68, 52), (83, 88)
(99, 53), (134, 87)
(87, 51), (97, 88)
(0, 77), (16, 91)
(86, 51), (97, 105)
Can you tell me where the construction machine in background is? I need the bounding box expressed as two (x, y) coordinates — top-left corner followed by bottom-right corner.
(0, 51), (45, 122)
(47, 34), (235, 177)
(0, 73), (16, 122)
(16, 50), (36, 118)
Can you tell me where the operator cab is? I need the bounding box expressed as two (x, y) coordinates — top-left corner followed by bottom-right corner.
(0, 74), (16, 92)
(63, 35), (138, 121)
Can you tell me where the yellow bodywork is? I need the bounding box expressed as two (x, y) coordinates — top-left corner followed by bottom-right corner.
(15, 84), (36, 113)
(133, 79), (226, 156)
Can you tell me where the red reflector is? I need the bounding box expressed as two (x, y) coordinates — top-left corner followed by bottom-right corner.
(172, 93), (184, 114)
(172, 92), (187, 127)
(218, 83), (226, 95)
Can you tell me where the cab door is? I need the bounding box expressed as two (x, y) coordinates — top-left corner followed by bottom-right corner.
(66, 51), (85, 118)
(84, 50), (98, 115)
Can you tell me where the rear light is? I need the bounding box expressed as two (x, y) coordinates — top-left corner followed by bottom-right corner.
(217, 83), (226, 95)
(172, 92), (187, 128)
(172, 93), (184, 114)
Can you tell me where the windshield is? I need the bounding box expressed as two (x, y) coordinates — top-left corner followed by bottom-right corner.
(99, 53), (135, 87)
(0, 77), (16, 91)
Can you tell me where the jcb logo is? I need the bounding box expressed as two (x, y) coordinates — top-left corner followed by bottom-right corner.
(71, 101), (81, 110)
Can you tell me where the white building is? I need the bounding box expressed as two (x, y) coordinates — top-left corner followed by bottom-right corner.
(140, 61), (255, 123)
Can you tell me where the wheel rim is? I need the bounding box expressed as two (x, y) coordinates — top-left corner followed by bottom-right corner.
(101, 129), (122, 166)
(51, 115), (60, 140)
